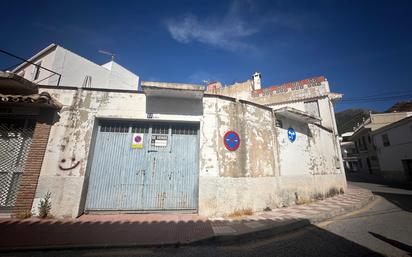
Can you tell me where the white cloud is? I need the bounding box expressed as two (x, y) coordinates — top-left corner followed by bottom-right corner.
(187, 71), (220, 84)
(165, 0), (317, 54)
(165, 1), (259, 53)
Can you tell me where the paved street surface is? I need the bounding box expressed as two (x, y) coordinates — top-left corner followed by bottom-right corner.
(0, 186), (371, 251)
(323, 173), (412, 257)
(2, 174), (412, 257)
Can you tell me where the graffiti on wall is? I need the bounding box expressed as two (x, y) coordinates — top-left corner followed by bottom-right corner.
(58, 157), (80, 171)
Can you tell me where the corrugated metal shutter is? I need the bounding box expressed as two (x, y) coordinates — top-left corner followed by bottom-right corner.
(85, 121), (199, 212)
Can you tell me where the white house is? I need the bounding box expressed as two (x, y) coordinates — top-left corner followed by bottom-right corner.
(1, 68), (347, 219)
(372, 116), (412, 182)
(12, 44), (139, 90)
(340, 132), (359, 172)
(350, 112), (411, 175)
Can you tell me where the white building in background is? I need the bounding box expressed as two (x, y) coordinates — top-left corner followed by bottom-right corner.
(340, 132), (359, 172)
(372, 116), (412, 182)
(350, 112), (411, 175)
(12, 44), (139, 90)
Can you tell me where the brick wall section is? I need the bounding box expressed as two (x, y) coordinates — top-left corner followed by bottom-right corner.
(12, 121), (52, 217)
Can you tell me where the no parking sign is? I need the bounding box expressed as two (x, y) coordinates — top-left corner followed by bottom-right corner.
(224, 131), (240, 151)
(131, 133), (144, 149)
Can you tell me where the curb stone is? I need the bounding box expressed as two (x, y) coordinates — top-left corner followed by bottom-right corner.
(208, 187), (375, 244)
(0, 187), (374, 252)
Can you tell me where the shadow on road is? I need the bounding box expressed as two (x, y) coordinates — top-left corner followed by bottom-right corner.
(346, 172), (412, 190)
(346, 172), (412, 212)
(0, 224), (388, 257)
(216, 224), (388, 257)
(369, 232), (412, 256)
(0, 217), (213, 250)
(372, 192), (412, 212)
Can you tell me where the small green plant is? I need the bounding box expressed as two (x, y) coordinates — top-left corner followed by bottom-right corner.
(325, 187), (340, 198)
(295, 192), (315, 205)
(313, 193), (325, 201)
(296, 198), (313, 205)
(38, 191), (52, 218)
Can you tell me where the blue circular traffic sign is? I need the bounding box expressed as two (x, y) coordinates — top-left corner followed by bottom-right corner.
(224, 131), (240, 151)
(287, 128), (296, 142)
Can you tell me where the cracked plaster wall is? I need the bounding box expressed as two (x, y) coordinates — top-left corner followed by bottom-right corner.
(34, 87), (202, 218)
(32, 87), (346, 218)
(198, 96), (346, 217)
(33, 88), (147, 217)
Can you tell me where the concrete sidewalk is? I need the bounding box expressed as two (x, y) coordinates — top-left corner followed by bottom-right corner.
(0, 185), (373, 251)
(210, 185), (374, 242)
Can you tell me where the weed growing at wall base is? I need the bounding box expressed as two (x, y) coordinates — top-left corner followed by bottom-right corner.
(228, 208), (253, 218)
(16, 210), (33, 219)
(326, 187), (340, 198)
(38, 191), (52, 218)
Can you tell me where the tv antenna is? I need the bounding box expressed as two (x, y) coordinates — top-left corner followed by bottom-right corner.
(98, 50), (115, 61)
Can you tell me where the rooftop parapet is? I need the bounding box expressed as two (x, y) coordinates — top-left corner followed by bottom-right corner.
(141, 81), (204, 99)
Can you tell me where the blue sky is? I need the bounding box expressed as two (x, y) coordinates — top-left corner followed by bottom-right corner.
(2, 0), (411, 112)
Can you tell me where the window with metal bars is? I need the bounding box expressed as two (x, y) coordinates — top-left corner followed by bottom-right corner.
(131, 124), (149, 133)
(100, 122), (130, 133)
(172, 124), (198, 135)
(152, 125), (169, 134)
(0, 118), (35, 208)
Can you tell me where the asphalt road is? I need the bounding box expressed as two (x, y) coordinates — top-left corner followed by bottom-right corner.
(3, 174), (412, 257)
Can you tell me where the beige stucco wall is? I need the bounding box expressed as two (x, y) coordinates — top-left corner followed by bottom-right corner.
(33, 87), (346, 218)
(199, 174), (347, 217)
(34, 87), (201, 217)
(198, 96), (346, 217)
(207, 80), (253, 101)
(200, 97), (278, 178)
(33, 88), (145, 217)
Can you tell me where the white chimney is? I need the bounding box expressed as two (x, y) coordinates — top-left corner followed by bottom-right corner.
(252, 72), (261, 90)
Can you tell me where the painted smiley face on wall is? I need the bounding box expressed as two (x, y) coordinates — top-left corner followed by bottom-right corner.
(58, 157), (80, 171)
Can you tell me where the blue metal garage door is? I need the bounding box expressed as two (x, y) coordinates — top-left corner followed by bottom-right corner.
(84, 121), (199, 212)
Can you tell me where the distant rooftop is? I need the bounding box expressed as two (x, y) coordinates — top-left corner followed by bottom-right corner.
(386, 100), (412, 113)
(254, 76), (326, 94)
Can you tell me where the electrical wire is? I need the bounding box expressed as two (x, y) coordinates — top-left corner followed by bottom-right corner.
(343, 89), (412, 99)
(340, 94), (412, 103)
